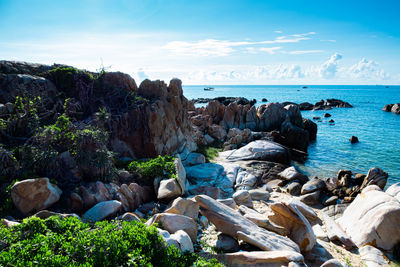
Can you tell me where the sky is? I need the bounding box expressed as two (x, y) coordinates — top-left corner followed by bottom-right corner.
(0, 0), (399, 85)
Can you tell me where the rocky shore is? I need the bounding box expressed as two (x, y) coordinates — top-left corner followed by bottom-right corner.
(1, 61), (399, 266)
(382, 103), (400, 114)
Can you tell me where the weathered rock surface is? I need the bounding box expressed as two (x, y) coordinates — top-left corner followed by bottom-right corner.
(195, 195), (300, 252)
(169, 230), (194, 252)
(83, 200), (122, 222)
(219, 140), (291, 164)
(359, 245), (390, 267)
(147, 213), (198, 242)
(215, 234), (240, 253)
(391, 103), (400, 114)
(157, 178), (182, 201)
(182, 152), (206, 166)
(337, 186), (400, 250)
(211, 250), (305, 267)
(360, 167), (388, 190)
(164, 197), (199, 220)
(321, 211), (355, 249)
(278, 167), (309, 184)
(11, 178), (62, 215)
(232, 190), (253, 208)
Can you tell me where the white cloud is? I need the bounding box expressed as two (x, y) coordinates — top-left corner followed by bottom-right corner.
(319, 52), (342, 79)
(320, 39), (336, 43)
(274, 30), (283, 33)
(348, 58), (389, 80)
(259, 47), (281, 54)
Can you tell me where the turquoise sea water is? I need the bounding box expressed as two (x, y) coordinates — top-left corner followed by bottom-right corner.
(182, 85), (400, 185)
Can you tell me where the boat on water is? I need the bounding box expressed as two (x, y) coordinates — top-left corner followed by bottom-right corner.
(302, 86), (308, 89)
(204, 87), (214, 91)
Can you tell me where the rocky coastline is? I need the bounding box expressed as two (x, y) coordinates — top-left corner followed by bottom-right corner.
(1, 61), (399, 266)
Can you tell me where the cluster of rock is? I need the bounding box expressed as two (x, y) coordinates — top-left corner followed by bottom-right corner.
(382, 103), (400, 114)
(189, 99), (317, 152)
(192, 97), (257, 106)
(298, 99), (353, 111)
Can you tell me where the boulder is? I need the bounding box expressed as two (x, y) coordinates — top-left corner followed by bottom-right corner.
(185, 163), (224, 185)
(182, 152), (206, 166)
(219, 140), (291, 164)
(286, 198), (318, 222)
(83, 200), (122, 222)
(1, 219), (20, 227)
(349, 136), (359, 143)
(195, 195), (300, 252)
(278, 167), (309, 184)
(189, 186), (220, 199)
(391, 103), (400, 114)
(232, 190), (253, 208)
(360, 167), (388, 190)
(217, 198), (237, 209)
(359, 245), (390, 266)
(382, 104), (393, 112)
(301, 178), (325, 194)
(257, 103), (287, 131)
(299, 191), (320, 206)
(215, 234), (240, 253)
(386, 182), (400, 201)
(11, 178), (62, 215)
(157, 178), (182, 201)
(208, 124), (227, 141)
(248, 189), (270, 201)
(119, 212), (141, 222)
(146, 213), (197, 242)
(337, 187), (400, 250)
(301, 119), (317, 141)
(169, 230), (194, 252)
(269, 202), (316, 252)
(280, 119), (309, 151)
(299, 102), (314, 110)
(235, 171), (257, 190)
(321, 211), (355, 249)
(164, 197), (199, 220)
(174, 156), (186, 193)
(286, 182), (302, 196)
(212, 250), (304, 266)
(320, 259), (344, 267)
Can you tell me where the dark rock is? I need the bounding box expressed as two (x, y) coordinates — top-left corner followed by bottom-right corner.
(216, 234), (240, 253)
(298, 102), (314, 110)
(349, 136), (359, 143)
(324, 196), (338, 206)
(324, 113), (331, 118)
(280, 119), (309, 152)
(392, 103), (400, 114)
(189, 186), (220, 199)
(329, 119), (335, 123)
(301, 178), (326, 194)
(382, 104), (394, 112)
(299, 191), (320, 206)
(302, 118), (317, 141)
(261, 98), (268, 102)
(286, 182), (302, 196)
(312, 116), (321, 120)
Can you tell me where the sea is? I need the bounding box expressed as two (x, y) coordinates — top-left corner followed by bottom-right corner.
(182, 85), (400, 186)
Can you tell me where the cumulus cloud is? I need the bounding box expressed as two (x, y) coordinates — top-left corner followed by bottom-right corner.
(319, 52), (342, 79)
(259, 47), (281, 54)
(348, 58), (389, 80)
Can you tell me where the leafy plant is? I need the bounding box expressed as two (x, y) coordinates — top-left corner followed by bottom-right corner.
(196, 144), (223, 162)
(0, 216), (223, 267)
(128, 155), (176, 181)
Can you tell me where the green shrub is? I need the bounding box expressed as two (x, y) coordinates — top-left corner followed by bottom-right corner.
(196, 143), (223, 162)
(128, 155), (176, 181)
(0, 216), (223, 267)
(46, 67), (79, 95)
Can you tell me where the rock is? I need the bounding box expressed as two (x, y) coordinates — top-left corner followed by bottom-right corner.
(157, 178), (182, 201)
(248, 189), (270, 201)
(69, 192), (84, 212)
(182, 152), (206, 166)
(33, 210), (80, 220)
(164, 197), (199, 220)
(11, 178), (62, 215)
(321, 211), (355, 249)
(174, 156), (186, 193)
(170, 230), (194, 252)
(83, 200), (122, 222)
(337, 188), (400, 250)
(324, 196), (338, 206)
(215, 234), (240, 253)
(301, 178), (325, 194)
(349, 136), (359, 143)
(299, 102), (314, 110)
(257, 103), (287, 131)
(382, 104), (394, 112)
(322, 203), (349, 220)
(386, 182), (400, 201)
(261, 98), (268, 102)
(235, 171), (257, 190)
(302, 118), (317, 141)
(119, 212), (141, 222)
(269, 202), (316, 252)
(299, 191), (320, 206)
(360, 167), (388, 190)
(219, 140), (291, 164)
(157, 228), (180, 250)
(212, 251), (304, 267)
(286, 198), (318, 222)
(185, 163), (224, 185)
(146, 213), (197, 242)
(199, 215), (208, 228)
(280, 119), (309, 151)
(391, 103), (400, 114)
(359, 245), (390, 267)
(324, 113), (331, 118)
(278, 167), (309, 184)
(189, 186), (220, 199)
(320, 259), (344, 267)
(208, 124), (227, 141)
(238, 205), (288, 236)
(1, 219), (20, 227)
(195, 194), (300, 252)
(217, 198), (236, 209)
(116, 170), (133, 183)
(287, 182), (302, 196)
(284, 104), (303, 128)
(312, 224), (329, 241)
(329, 119), (335, 123)
(232, 190), (253, 208)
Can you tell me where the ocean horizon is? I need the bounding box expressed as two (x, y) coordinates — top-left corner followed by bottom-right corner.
(183, 85), (400, 186)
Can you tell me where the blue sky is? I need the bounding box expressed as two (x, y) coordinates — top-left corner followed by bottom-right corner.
(1, 0), (399, 84)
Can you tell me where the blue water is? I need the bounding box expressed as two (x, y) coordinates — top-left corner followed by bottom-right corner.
(182, 85), (400, 185)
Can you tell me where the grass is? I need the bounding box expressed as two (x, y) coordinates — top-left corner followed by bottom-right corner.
(196, 142), (223, 162)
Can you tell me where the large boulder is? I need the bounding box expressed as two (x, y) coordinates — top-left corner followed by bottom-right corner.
(157, 178), (182, 201)
(212, 251), (304, 266)
(219, 140), (291, 164)
(83, 200), (122, 222)
(164, 197), (199, 220)
(280, 119), (309, 152)
(391, 103), (400, 114)
(278, 166), (309, 184)
(11, 178), (62, 215)
(257, 103), (287, 131)
(185, 163), (224, 185)
(360, 167), (388, 190)
(337, 186), (400, 250)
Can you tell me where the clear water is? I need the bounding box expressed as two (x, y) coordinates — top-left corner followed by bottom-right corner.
(182, 85), (400, 185)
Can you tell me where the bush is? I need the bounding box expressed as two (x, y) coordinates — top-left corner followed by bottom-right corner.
(128, 155), (176, 181)
(196, 144), (223, 162)
(0, 216), (223, 267)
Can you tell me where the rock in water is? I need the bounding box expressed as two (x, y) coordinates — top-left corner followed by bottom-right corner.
(11, 178), (62, 215)
(382, 104), (393, 112)
(219, 140), (291, 164)
(337, 186), (400, 250)
(391, 103), (400, 114)
(194, 194), (300, 252)
(83, 200), (122, 222)
(349, 136), (359, 143)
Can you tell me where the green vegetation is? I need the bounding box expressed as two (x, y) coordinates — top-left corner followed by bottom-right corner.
(47, 67), (79, 95)
(0, 216), (223, 267)
(196, 143), (223, 162)
(128, 155), (176, 181)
